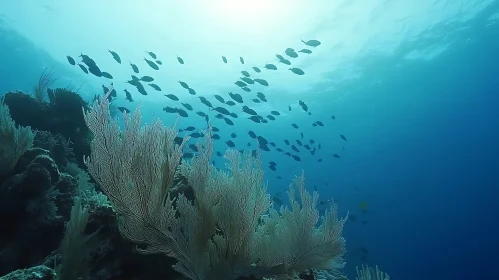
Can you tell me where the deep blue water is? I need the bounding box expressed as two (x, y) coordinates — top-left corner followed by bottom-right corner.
(1, 1), (498, 279)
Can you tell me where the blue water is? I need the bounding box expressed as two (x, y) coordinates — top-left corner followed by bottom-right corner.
(1, 1), (498, 279)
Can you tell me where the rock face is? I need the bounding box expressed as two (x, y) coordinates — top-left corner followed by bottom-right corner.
(0, 147), (77, 276)
(0, 265), (58, 280)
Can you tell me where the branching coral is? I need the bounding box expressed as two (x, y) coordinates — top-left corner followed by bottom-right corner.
(82, 89), (347, 280)
(0, 96), (35, 178)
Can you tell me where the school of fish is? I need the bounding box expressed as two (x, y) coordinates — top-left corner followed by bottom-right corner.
(65, 38), (349, 178)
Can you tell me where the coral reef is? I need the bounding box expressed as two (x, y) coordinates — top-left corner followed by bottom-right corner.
(2, 89), (91, 167)
(0, 87), (390, 280)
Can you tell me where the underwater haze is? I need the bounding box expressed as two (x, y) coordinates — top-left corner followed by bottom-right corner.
(1, 0), (499, 279)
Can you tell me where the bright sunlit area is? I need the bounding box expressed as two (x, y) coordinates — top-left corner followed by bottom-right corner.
(0, 0), (492, 109)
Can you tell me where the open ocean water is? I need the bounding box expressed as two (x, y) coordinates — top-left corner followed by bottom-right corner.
(0, 1), (498, 280)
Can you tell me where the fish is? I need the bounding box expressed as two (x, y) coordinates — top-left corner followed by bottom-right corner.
(181, 103), (193, 110)
(240, 77), (254, 84)
(181, 126), (196, 132)
(248, 130), (256, 138)
(101, 72), (113, 79)
(222, 56), (228, 63)
(331, 115), (336, 120)
(267, 115), (275, 120)
(242, 87), (251, 92)
(141, 76), (154, 82)
(174, 137), (184, 147)
(199, 97), (213, 107)
(78, 53), (101, 76)
(231, 133), (237, 138)
(278, 58), (291, 65)
(155, 60), (163, 65)
(254, 79), (269, 86)
(264, 63), (277, 70)
(289, 68), (305, 75)
(108, 50), (121, 63)
(124, 89), (134, 102)
(178, 81), (189, 89)
(340, 134), (347, 141)
(259, 144), (270, 152)
(241, 70), (250, 77)
(135, 83), (148, 95)
(146, 51), (157, 59)
(188, 88), (196, 95)
(214, 95), (225, 103)
(196, 111), (207, 118)
(144, 58), (159, 70)
(149, 83), (161, 91)
(248, 116), (263, 123)
(252, 66), (261, 73)
(228, 92), (243, 103)
(298, 48), (312, 54)
(130, 61), (139, 73)
(253, 99), (261, 103)
(177, 109), (188, 117)
(190, 132), (202, 138)
(333, 154), (341, 158)
(292, 155), (301, 161)
(80, 53), (96, 67)
(66, 55), (75, 65)
(285, 48), (298, 58)
(88, 65), (103, 77)
(240, 57), (245, 64)
(78, 64), (88, 74)
(177, 56), (184, 64)
(270, 110), (280, 116)
(117, 106), (130, 113)
(164, 94), (179, 101)
(301, 39), (321, 47)
(226, 140), (235, 147)
(225, 100), (236, 106)
(235, 81), (247, 88)
(242, 106), (258, 116)
(299, 100), (308, 112)
(212, 134), (221, 140)
(224, 117), (234, 126)
(214, 106), (230, 115)
(291, 123), (299, 129)
(189, 143), (198, 152)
